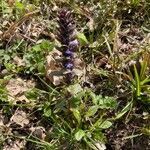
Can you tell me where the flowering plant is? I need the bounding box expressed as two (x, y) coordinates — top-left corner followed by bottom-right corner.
(57, 8), (79, 71)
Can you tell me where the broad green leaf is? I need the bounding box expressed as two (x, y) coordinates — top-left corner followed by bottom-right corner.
(85, 106), (99, 117)
(25, 88), (47, 100)
(32, 45), (41, 52)
(0, 50), (4, 57)
(75, 129), (85, 141)
(37, 61), (45, 73)
(15, 1), (25, 10)
(93, 130), (106, 141)
(99, 120), (112, 129)
(4, 54), (10, 62)
(67, 83), (83, 95)
(40, 40), (54, 52)
(71, 92), (83, 107)
(98, 96), (117, 109)
(90, 92), (98, 105)
(76, 32), (88, 45)
(90, 92), (117, 109)
(71, 108), (81, 124)
(90, 118), (103, 131)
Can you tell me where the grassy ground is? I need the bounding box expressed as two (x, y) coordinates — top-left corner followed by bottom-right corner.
(0, 0), (150, 149)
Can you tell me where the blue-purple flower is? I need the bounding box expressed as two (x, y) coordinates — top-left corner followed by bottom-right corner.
(64, 49), (74, 57)
(57, 8), (78, 73)
(69, 39), (79, 51)
(64, 61), (74, 70)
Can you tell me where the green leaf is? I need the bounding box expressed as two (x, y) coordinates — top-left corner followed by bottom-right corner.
(4, 54), (10, 62)
(89, 92), (98, 105)
(75, 129), (85, 141)
(89, 92), (117, 109)
(134, 64), (141, 97)
(0, 85), (8, 102)
(71, 108), (81, 124)
(67, 83), (83, 95)
(15, 1), (25, 10)
(115, 101), (132, 120)
(131, 0), (140, 6)
(32, 45), (41, 52)
(140, 60), (147, 80)
(85, 106), (99, 117)
(99, 120), (112, 129)
(43, 101), (52, 117)
(25, 88), (40, 100)
(76, 32), (88, 46)
(0, 50), (4, 57)
(92, 130), (106, 141)
(84, 137), (99, 150)
(44, 107), (51, 117)
(37, 61), (45, 73)
(91, 67), (109, 77)
(141, 77), (150, 85)
(40, 40), (54, 52)
(98, 96), (117, 109)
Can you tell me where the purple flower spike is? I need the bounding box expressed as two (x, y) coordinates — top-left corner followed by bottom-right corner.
(57, 9), (78, 74)
(69, 39), (79, 51)
(64, 49), (74, 57)
(64, 62), (74, 70)
(57, 9), (75, 46)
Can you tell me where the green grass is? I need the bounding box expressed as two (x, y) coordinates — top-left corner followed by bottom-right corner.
(0, 0), (150, 149)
